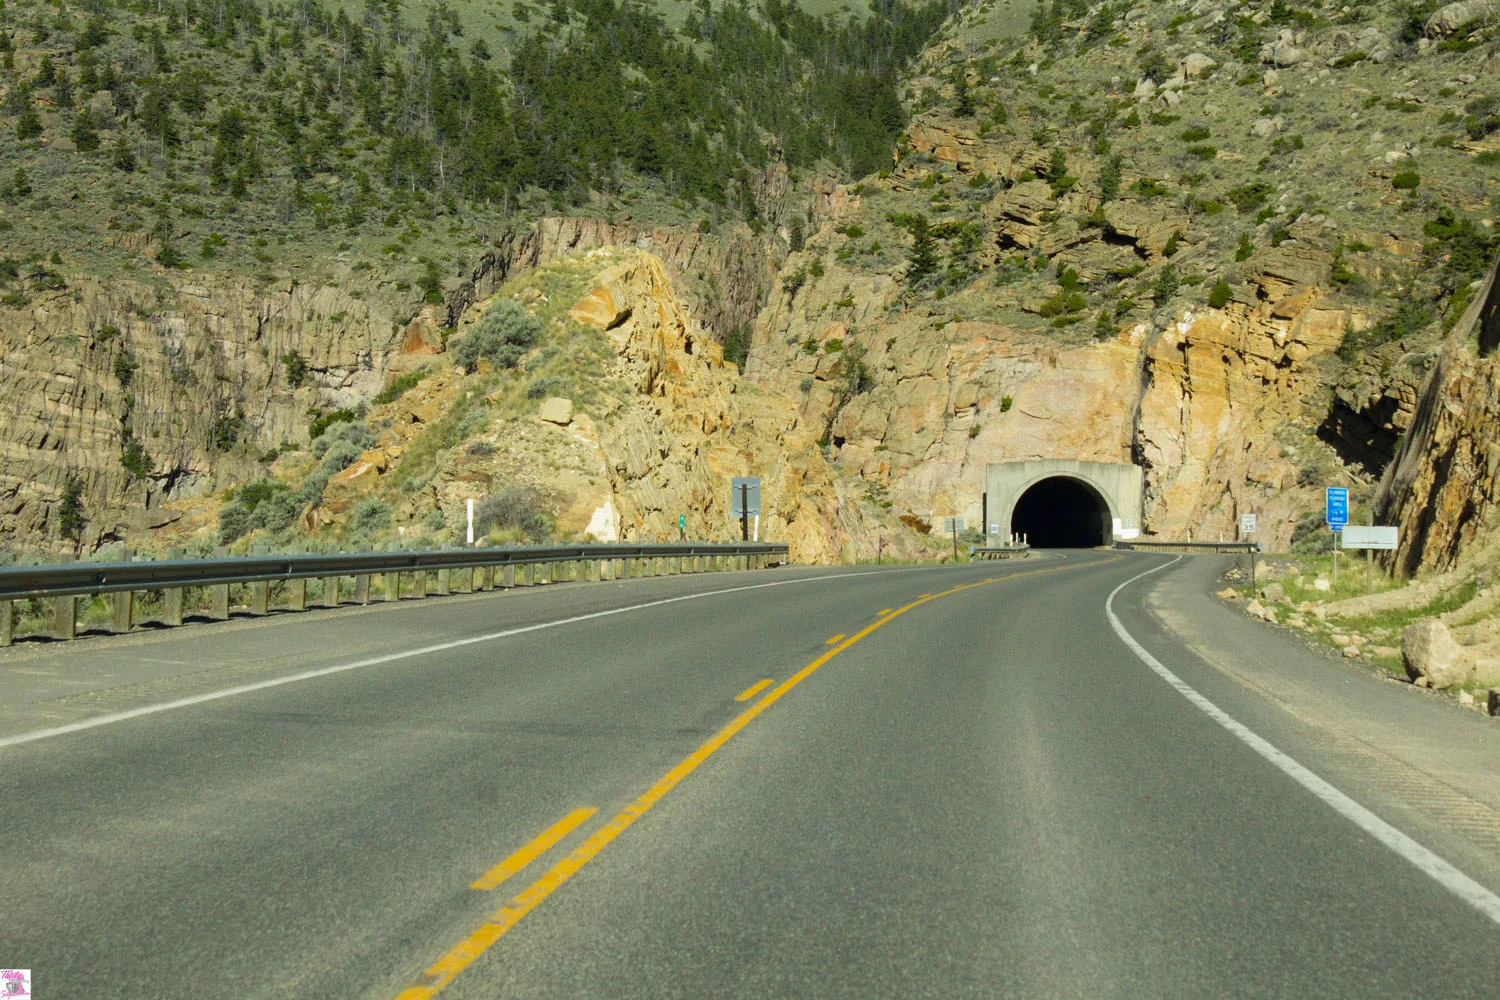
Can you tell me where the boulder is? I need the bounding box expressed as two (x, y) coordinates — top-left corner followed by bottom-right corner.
(1183, 53), (1217, 78)
(1261, 582), (1286, 602)
(1134, 77), (1157, 99)
(1102, 202), (1190, 259)
(1251, 116), (1285, 138)
(1401, 620), (1470, 689)
(538, 396), (575, 425)
(986, 180), (1057, 249)
(1426, 0), (1495, 37)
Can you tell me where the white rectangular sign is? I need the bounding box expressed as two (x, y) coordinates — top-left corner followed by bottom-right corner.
(1341, 525), (1399, 550)
(942, 516), (964, 533)
(1240, 514), (1256, 535)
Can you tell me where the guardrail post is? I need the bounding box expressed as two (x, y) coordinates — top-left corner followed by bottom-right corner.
(520, 564), (534, 586)
(288, 579), (307, 611)
(323, 575), (340, 608)
(111, 590), (133, 634)
(354, 574), (370, 605)
(164, 547), (185, 625)
(384, 572), (400, 602)
(51, 553), (78, 640)
(250, 580), (269, 615)
(209, 547), (231, 620)
(502, 564), (516, 588)
(1, 600), (13, 646)
(413, 568), (429, 599)
(54, 595), (77, 639)
(53, 594), (77, 640)
(436, 567), (451, 596)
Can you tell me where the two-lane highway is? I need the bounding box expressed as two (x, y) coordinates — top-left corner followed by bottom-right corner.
(3, 552), (1499, 998)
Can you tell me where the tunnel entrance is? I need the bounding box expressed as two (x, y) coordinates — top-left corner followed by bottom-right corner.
(1010, 476), (1112, 548)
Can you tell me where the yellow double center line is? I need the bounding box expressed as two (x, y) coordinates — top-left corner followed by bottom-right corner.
(395, 556), (1107, 999)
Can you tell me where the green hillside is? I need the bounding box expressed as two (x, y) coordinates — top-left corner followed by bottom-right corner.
(0, 0), (955, 297)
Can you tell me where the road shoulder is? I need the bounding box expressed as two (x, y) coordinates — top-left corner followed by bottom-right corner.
(1133, 555), (1500, 881)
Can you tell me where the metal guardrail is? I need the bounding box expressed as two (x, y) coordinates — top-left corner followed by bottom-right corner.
(1114, 540), (1260, 554)
(0, 542), (788, 645)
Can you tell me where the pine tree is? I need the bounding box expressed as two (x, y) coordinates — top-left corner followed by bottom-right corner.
(35, 55), (56, 87)
(72, 109), (101, 152)
(58, 475), (85, 541)
(111, 138), (137, 172)
(16, 105), (42, 140)
(11, 167), (31, 197)
(953, 75), (975, 117)
(54, 69), (73, 108)
(905, 214), (939, 284)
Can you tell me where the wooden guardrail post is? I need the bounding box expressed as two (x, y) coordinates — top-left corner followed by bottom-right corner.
(53, 553), (77, 640)
(288, 579), (307, 611)
(384, 572), (400, 602)
(164, 547), (185, 625)
(502, 564), (516, 588)
(586, 559), (600, 582)
(354, 574), (371, 605)
(520, 563), (535, 586)
(323, 575), (340, 608)
(436, 568), (451, 596)
(1, 599), (13, 646)
(112, 590), (133, 634)
(250, 580), (269, 615)
(412, 569), (428, 599)
(209, 547), (231, 620)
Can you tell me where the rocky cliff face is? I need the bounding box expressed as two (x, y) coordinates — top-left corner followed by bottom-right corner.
(0, 270), (425, 550)
(0, 202), (815, 555)
(746, 226), (1368, 550)
(1377, 249), (1500, 575)
(266, 248), (899, 565)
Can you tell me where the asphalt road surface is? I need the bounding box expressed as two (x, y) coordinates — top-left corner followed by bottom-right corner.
(4, 551), (1500, 998)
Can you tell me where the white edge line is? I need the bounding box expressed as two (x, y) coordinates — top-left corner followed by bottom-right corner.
(1, 566), (937, 751)
(1106, 555), (1500, 927)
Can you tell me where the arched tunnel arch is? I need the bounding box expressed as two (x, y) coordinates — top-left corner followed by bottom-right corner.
(1009, 476), (1114, 548)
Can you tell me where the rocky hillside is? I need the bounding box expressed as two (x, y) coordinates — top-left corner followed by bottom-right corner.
(4, 0), (1500, 568)
(744, 0), (1497, 554)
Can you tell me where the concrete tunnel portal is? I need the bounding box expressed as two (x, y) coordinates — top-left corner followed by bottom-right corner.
(1009, 477), (1112, 548)
(984, 460), (1144, 548)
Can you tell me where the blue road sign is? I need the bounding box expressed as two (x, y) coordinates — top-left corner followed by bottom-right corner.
(1325, 487), (1349, 529)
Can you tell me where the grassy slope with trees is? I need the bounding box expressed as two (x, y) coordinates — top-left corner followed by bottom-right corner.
(0, 0), (957, 301)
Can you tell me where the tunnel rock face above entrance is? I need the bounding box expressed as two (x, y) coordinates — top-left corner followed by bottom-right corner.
(985, 460), (1144, 547)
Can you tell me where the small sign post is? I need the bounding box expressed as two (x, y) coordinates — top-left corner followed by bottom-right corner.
(731, 477), (761, 542)
(679, 512), (686, 541)
(942, 516), (964, 561)
(1326, 487), (1349, 584)
(1238, 513), (1257, 589)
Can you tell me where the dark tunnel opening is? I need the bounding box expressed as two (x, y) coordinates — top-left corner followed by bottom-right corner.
(1010, 477), (1112, 548)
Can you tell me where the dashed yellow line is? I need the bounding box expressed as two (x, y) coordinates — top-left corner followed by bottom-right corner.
(734, 679), (774, 702)
(825, 634), (846, 646)
(393, 556), (1114, 1000)
(470, 808), (597, 892)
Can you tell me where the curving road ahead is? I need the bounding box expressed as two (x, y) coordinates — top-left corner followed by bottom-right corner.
(3, 551), (1500, 998)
